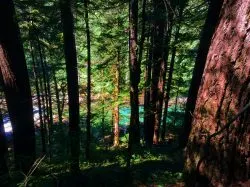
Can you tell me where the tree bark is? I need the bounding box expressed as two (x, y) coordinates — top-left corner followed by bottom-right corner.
(149, 0), (169, 145)
(0, 0), (36, 173)
(161, 26), (179, 142)
(60, 0), (80, 173)
(144, 37), (153, 146)
(180, 0), (224, 148)
(113, 50), (120, 147)
(137, 0), (147, 66)
(185, 0), (250, 186)
(127, 0), (140, 168)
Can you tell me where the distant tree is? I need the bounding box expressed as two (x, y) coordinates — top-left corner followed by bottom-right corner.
(85, 0), (128, 146)
(52, 71), (63, 124)
(60, 0), (80, 173)
(113, 50), (120, 147)
(184, 0), (250, 186)
(0, 0), (36, 173)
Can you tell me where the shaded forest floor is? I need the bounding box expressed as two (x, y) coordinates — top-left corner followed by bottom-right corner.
(10, 143), (184, 187)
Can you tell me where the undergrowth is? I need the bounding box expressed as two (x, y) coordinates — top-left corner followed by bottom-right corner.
(8, 143), (184, 187)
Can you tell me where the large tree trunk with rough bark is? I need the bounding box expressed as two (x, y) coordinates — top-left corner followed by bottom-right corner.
(0, 0), (36, 173)
(180, 0), (224, 148)
(185, 0), (250, 186)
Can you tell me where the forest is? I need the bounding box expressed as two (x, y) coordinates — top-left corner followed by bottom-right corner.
(0, 0), (250, 186)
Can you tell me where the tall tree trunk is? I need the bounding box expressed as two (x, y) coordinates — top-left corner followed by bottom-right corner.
(137, 0), (147, 66)
(149, 0), (169, 145)
(44, 56), (53, 127)
(43, 55), (53, 159)
(30, 40), (46, 154)
(84, 0), (91, 161)
(184, 0), (250, 186)
(152, 30), (172, 144)
(37, 42), (52, 157)
(139, 0), (148, 144)
(37, 60), (48, 140)
(144, 38), (153, 146)
(60, 0), (80, 173)
(0, 0), (36, 173)
(180, 0), (224, 148)
(127, 0), (140, 168)
(113, 50), (120, 147)
(161, 26), (179, 142)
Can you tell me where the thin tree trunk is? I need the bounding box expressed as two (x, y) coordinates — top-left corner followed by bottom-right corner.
(37, 41), (52, 157)
(53, 72), (63, 124)
(43, 55), (53, 159)
(37, 42), (49, 130)
(0, 0), (36, 173)
(137, 0), (147, 66)
(113, 50), (120, 147)
(173, 85), (179, 127)
(144, 39), (152, 146)
(44, 56), (53, 128)
(60, 83), (66, 117)
(161, 26), (179, 141)
(84, 0), (91, 160)
(30, 40), (46, 154)
(180, 0), (224, 148)
(127, 0), (140, 168)
(60, 0), (80, 173)
(37, 61), (47, 139)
